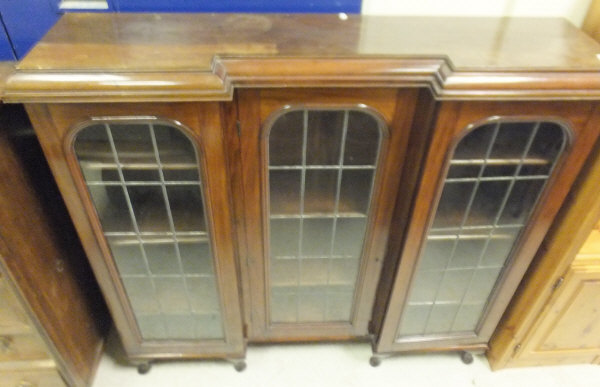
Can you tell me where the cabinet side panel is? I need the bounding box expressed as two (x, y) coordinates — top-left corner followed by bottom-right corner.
(371, 89), (438, 336)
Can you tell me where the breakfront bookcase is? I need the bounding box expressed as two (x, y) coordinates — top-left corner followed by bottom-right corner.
(5, 13), (600, 371)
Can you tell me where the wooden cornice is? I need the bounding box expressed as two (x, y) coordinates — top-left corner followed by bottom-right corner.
(6, 56), (600, 102)
(4, 14), (600, 102)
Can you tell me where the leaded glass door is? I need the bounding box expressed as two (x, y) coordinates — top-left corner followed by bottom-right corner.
(374, 100), (600, 354)
(395, 120), (567, 339)
(237, 89), (420, 340)
(39, 103), (245, 360)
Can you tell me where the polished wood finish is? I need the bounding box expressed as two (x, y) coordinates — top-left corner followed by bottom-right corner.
(5, 14), (600, 102)
(0, 104), (106, 386)
(374, 101), (600, 354)
(488, 139), (600, 369)
(0, 62), (14, 98)
(20, 14), (600, 71)
(25, 103), (245, 360)
(583, 0), (600, 42)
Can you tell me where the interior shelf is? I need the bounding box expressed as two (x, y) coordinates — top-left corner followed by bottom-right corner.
(450, 158), (550, 166)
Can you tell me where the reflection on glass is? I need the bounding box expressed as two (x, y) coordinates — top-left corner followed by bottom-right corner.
(304, 170), (337, 214)
(269, 170), (301, 215)
(306, 111), (344, 165)
(396, 120), (567, 340)
(269, 111), (304, 166)
(267, 108), (383, 323)
(74, 120), (224, 340)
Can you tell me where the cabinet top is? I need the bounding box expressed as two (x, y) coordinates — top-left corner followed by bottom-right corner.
(5, 13), (600, 102)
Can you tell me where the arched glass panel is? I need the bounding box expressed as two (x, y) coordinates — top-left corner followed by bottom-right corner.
(396, 120), (568, 340)
(74, 120), (223, 340)
(267, 109), (383, 323)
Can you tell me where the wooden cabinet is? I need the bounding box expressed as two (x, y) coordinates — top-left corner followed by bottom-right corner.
(519, 255), (600, 364)
(488, 138), (600, 369)
(0, 271), (65, 387)
(5, 13), (600, 368)
(0, 102), (107, 386)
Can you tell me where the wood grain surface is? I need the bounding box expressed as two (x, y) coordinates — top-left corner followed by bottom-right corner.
(5, 14), (600, 101)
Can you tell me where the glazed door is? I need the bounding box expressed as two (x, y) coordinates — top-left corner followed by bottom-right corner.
(375, 101), (600, 353)
(26, 103), (245, 359)
(235, 89), (422, 341)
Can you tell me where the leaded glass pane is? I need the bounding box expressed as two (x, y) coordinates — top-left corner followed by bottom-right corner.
(74, 120), (224, 340)
(267, 109), (383, 323)
(396, 120), (567, 340)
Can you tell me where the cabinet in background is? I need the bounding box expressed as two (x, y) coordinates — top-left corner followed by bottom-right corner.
(0, 103), (107, 387)
(488, 139), (600, 369)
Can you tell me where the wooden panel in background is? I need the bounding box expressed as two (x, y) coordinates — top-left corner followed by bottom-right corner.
(0, 104), (108, 386)
(583, 0), (600, 42)
(488, 128), (600, 369)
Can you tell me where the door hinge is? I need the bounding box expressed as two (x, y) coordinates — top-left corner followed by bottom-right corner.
(243, 323), (248, 337)
(551, 276), (564, 292)
(236, 120), (241, 137)
(513, 343), (521, 356)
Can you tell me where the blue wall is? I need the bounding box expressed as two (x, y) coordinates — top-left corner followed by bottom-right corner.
(0, 16), (15, 60)
(0, 0), (60, 59)
(115, 0), (360, 13)
(0, 0), (362, 60)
